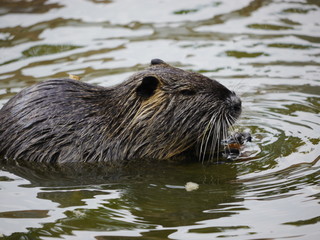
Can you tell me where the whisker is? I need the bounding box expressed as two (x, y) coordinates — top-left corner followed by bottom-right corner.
(200, 112), (218, 163)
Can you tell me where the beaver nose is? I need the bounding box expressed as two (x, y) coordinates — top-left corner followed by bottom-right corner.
(228, 92), (242, 116)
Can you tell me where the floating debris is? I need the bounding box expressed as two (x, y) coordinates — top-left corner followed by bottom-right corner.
(185, 182), (199, 192)
(68, 74), (81, 81)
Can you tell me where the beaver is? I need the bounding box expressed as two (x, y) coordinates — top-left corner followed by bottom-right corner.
(0, 59), (242, 164)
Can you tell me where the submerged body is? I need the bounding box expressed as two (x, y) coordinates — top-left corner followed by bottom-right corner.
(0, 59), (242, 164)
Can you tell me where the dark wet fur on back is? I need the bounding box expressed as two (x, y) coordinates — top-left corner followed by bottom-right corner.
(0, 60), (242, 164)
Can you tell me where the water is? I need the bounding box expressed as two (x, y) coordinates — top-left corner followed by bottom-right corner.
(0, 0), (319, 239)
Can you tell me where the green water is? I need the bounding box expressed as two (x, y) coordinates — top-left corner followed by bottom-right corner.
(0, 0), (319, 239)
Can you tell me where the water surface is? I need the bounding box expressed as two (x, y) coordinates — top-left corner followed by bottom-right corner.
(0, 0), (319, 239)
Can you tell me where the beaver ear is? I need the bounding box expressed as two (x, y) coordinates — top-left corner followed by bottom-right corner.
(136, 76), (159, 98)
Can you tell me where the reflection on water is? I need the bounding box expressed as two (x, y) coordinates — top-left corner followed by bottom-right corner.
(0, 0), (319, 239)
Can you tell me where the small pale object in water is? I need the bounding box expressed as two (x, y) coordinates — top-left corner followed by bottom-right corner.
(185, 182), (199, 192)
(73, 210), (86, 218)
(68, 74), (81, 80)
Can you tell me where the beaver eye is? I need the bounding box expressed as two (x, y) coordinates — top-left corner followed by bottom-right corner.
(180, 89), (196, 96)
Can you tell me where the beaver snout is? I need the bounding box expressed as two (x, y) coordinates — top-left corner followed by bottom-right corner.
(227, 92), (242, 118)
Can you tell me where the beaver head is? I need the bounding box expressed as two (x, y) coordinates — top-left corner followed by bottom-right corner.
(110, 59), (242, 162)
(0, 59), (242, 163)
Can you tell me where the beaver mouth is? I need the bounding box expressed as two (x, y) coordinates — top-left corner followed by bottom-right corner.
(197, 95), (242, 162)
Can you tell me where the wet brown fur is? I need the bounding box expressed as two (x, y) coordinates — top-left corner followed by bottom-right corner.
(0, 59), (242, 164)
